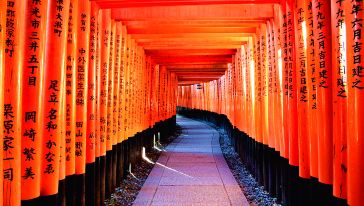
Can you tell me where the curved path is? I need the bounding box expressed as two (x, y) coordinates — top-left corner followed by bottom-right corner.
(133, 116), (249, 206)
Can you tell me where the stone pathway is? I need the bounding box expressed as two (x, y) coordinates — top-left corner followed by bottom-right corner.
(133, 116), (249, 206)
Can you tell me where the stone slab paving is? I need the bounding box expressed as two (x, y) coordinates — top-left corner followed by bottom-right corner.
(133, 116), (249, 206)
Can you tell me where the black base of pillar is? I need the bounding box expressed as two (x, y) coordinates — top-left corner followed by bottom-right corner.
(106, 150), (113, 198)
(86, 162), (96, 206)
(95, 157), (101, 206)
(100, 155), (106, 205)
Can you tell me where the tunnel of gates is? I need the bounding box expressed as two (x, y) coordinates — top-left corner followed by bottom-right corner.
(0, 0), (364, 206)
(177, 0), (364, 205)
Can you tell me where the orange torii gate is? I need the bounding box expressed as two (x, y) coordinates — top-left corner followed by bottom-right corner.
(1, 0), (364, 206)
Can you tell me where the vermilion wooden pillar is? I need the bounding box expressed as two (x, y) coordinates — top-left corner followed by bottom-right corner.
(246, 40), (252, 137)
(312, 0), (333, 185)
(21, 0), (47, 201)
(3, 1), (25, 205)
(114, 22), (122, 146)
(280, 1), (290, 160)
(105, 20), (115, 195)
(99, 9), (110, 159)
(75, 0), (90, 176)
(87, 4), (99, 206)
(331, 0), (347, 200)
(65, 0), (77, 179)
(98, 9), (111, 204)
(86, 0), (99, 171)
(106, 20), (115, 154)
(94, 5), (101, 206)
(294, 0), (310, 179)
(114, 22), (123, 190)
(260, 24), (269, 146)
(344, 0), (364, 205)
(74, 1), (90, 205)
(242, 46), (248, 133)
(267, 21), (276, 149)
(120, 26), (127, 141)
(64, 2), (78, 205)
(286, 0), (299, 168)
(123, 35), (131, 139)
(59, 75), (66, 206)
(305, 0), (319, 179)
(41, 0), (70, 198)
(0, 1), (6, 204)
(254, 35), (263, 144)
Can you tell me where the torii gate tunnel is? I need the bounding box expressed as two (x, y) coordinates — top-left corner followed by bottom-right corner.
(0, 0), (362, 205)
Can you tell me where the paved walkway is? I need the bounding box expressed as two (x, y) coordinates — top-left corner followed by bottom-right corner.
(133, 116), (249, 206)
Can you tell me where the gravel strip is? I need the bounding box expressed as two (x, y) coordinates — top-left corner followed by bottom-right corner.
(106, 125), (182, 206)
(215, 125), (281, 206)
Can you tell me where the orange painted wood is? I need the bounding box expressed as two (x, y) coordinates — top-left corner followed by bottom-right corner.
(280, 1), (289, 159)
(305, 0), (318, 178)
(241, 46), (248, 133)
(247, 38), (255, 137)
(260, 24), (269, 145)
(123, 35), (131, 138)
(344, 0), (364, 205)
(75, 0), (90, 174)
(114, 22), (122, 144)
(3, 0), (25, 204)
(119, 27), (127, 140)
(146, 49), (236, 56)
(86, 2), (99, 164)
(267, 21), (275, 149)
(151, 64), (160, 125)
(294, 0), (310, 178)
(273, 15), (282, 153)
(286, 0), (298, 167)
(312, 0), (333, 184)
(97, 0), (280, 8)
(135, 33), (253, 39)
(41, 0), (70, 196)
(106, 20), (115, 151)
(123, 20), (264, 28)
(111, 4), (273, 20)
(0, 0), (6, 204)
(331, 0), (347, 199)
(95, 8), (101, 158)
(98, 9), (111, 156)
(21, 0), (47, 200)
(65, 0), (78, 177)
(59, 67), (67, 182)
(254, 28), (263, 143)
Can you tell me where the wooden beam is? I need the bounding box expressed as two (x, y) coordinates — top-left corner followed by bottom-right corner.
(175, 72), (226, 75)
(178, 77), (222, 81)
(170, 69), (226, 73)
(166, 64), (228, 69)
(178, 74), (223, 78)
(127, 27), (256, 34)
(159, 61), (232, 65)
(145, 49), (236, 56)
(123, 20), (266, 28)
(153, 56), (232, 64)
(144, 45), (244, 49)
(97, 0), (279, 8)
(178, 81), (212, 85)
(137, 37), (249, 42)
(131, 33), (253, 39)
(111, 4), (274, 20)
(140, 43), (244, 50)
